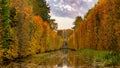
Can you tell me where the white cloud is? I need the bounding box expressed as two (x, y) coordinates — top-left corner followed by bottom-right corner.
(88, 0), (93, 2)
(50, 14), (74, 30)
(80, 7), (84, 11)
(76, 0), (82, 4)
(46, 0), (98, 29)
(53, 0), (56, 2)
(64, 5), (71, 11)
(83, 0), (93, 2)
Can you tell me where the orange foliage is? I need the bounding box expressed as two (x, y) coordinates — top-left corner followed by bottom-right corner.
(68, 0), (120, 51)
(33, 16), (50, 30)
(23, 7), (33, 15)
(0, 0), (63, 63)
(43, 22), (50, 30)
(33, 16), (43, 24)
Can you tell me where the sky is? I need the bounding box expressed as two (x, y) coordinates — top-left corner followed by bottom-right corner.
(46, 0), (98, 30)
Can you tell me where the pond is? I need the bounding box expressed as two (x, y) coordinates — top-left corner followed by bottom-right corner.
(0, 49), (91, 68)
(1, 49), (120, 68)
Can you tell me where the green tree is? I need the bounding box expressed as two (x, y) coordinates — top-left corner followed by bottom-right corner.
(1, 0), (11, 49)
(73, 16), (83, 29)
(50, 19), (58, 30)
(36, 0), (50, 23)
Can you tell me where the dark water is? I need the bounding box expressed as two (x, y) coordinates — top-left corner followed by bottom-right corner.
(0, 49), (88, 68)
(1, 49), (120, 68)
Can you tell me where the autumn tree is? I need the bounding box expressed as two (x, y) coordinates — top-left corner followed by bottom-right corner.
(73, 16), (83, 29)
(35, 0), (50, 23)
(68, 0), (120, 52)
(1, 0), (11, 49)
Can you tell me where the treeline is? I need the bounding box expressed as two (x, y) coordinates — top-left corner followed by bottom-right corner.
(68, 0), (120, 51)
(0, 0), (62, 63)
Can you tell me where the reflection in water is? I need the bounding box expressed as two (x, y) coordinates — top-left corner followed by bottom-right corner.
(57, 49), (68, 68)
(0, 50), (82, 68)
(50, 49), (79, 68)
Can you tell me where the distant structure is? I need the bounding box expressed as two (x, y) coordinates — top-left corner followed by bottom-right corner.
(57, 29), (73, 39)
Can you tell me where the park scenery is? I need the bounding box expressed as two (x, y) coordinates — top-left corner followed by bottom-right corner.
(0, 0), (120, 68)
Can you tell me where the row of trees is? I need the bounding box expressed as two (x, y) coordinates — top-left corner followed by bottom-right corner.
(0, 0), (63, 63)
(68, 0), (120, 51)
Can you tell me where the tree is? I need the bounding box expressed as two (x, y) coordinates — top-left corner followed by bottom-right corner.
(50, 19), (58, 30)
(1, 0), (11, 49)
(35, 0), (50, 23)
(73, 16), (83, 29)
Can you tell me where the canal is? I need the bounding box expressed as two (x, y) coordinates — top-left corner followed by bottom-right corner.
(0, 49), (88, 68)
(1, 48), (120, 68)
(1, 30), (119, 68)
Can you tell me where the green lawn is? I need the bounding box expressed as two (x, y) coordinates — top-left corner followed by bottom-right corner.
(76, 49), (120, 67)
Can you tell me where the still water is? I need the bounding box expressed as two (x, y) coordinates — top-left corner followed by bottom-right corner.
(0, 49), (92, 68)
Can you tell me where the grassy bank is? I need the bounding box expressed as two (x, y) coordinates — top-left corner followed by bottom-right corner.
(76, 49), (120, 67)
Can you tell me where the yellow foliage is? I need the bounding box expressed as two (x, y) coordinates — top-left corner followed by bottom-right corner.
(0, 49), (5, 62)
(33, 16), (43, 24)
(4, 44), (18, 60)
(23, 7), (33, 16)
(0, 0), (63, 63)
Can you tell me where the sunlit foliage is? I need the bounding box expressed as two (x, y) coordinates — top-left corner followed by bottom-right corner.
(69, 0), (120, 51)
(0, 0), (62, 63)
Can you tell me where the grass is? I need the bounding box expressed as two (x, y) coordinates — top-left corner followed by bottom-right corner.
(76, 49), (120, 67)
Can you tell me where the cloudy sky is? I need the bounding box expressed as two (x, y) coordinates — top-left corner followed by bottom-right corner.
(46, 0), (98, 29)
